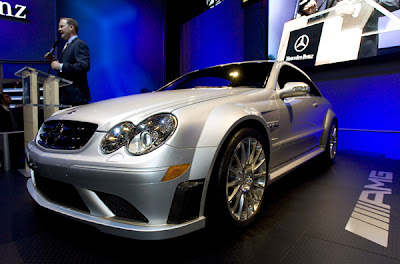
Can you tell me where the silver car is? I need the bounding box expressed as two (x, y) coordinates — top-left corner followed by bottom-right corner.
(26, 60), (337, 240)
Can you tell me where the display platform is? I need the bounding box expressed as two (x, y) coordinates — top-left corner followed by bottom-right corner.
(0, 150), (399, 263)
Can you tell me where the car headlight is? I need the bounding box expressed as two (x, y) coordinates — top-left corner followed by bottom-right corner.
(128, 114), (177, 155)
(101, 121), (134, 154)
(100, 114), (177, 155)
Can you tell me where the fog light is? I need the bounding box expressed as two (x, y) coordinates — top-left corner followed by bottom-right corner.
(162, 164), (190, 182)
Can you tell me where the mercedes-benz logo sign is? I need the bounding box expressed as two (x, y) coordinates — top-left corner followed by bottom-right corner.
(294, 34), (310, 53)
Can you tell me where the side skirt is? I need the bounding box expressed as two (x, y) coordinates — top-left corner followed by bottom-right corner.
(268, 147), (324, 185)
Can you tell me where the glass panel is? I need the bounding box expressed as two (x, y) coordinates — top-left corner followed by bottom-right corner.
(278, 0), (400, 65)
(306, 0), (400, 36)
(15, 66), (72, 87)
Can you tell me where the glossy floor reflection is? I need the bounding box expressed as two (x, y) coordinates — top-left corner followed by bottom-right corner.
(1, 151), (399, 264)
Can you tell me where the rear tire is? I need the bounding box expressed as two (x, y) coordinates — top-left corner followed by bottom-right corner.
(207, 128), (268, 227)
(322, 119), (338, 163)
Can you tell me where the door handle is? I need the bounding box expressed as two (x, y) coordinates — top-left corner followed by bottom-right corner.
(312, 102), (318, 108)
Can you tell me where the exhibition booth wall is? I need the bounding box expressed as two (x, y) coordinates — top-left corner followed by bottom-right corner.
(0, 0), (165, 102)
(0, 1), (57, 62)
(181, 0), (267, 73)
(1, 0), (398, 159)
(56, 0), (165, 102)
(310, 61), (400, 160)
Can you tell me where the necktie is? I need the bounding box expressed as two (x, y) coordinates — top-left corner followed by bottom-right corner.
(62, 42), (68, 52)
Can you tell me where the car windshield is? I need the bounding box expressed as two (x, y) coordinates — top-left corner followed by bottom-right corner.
(159, 62), (274, 91)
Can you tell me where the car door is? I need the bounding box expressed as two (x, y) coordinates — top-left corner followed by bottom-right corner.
(275, 64), (328, 165)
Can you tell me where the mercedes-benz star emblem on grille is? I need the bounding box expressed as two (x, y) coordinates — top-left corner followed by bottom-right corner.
(294, 34), (310, 53)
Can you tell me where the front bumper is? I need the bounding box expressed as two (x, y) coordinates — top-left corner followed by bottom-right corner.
(25, 133), (214, 240)
(27, 178), (205, 240)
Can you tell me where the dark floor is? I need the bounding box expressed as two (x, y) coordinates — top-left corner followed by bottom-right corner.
(1, 151), (399, 264)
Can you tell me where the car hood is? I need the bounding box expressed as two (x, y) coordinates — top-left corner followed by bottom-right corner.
(50, 88), (256, 131)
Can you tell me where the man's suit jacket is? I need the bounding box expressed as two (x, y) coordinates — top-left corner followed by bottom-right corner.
(0, 106), (16, 132)
(58, 37), (90, 105)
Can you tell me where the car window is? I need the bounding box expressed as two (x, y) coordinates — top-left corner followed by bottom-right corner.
(159, 62), (274, 91)
(168, 77), (231, 90)
(277, 65), (321, 97)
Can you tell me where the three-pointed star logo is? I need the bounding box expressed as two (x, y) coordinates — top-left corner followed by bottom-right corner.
(294, 34), (310, 53)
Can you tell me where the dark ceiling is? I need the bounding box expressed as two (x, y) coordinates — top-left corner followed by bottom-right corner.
(166, 0), (209, 24)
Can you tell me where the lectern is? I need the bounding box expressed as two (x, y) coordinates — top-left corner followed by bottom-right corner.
(277, 0), (400, 66)
(15, 66), (72, 147)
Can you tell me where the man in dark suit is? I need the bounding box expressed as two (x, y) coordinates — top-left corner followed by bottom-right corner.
(0, 93), (16, 132)
(45, 17), (90, 106)
(0, 93), (24, 169)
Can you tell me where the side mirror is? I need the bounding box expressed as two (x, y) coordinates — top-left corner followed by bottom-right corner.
(279, 82), (310, 99)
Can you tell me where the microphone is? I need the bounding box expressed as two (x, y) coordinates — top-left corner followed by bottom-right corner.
(49, 40), (59, 55)
(47, 40), (59, 73)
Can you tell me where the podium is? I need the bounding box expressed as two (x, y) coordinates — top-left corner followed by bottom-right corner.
(277, 0), (400, 66)
(15, 66), (72, 147)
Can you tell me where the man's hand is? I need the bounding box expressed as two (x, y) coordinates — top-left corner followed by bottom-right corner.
(44, 52), (56, 62)
(303, 0), (317, 15)
(51, 61), (61, 71)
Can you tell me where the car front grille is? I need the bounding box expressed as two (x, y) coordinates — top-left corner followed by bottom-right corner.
(37, 120), (98, 150)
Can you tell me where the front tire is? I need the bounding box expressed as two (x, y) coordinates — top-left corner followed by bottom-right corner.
(208, 128), (268, 227)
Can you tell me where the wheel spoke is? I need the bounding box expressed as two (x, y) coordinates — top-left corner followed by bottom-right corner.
(230, 190), (241, 214)
(254, 172), (266, 179)
(229, 167), (240, 177)
(252, 146), (263, 166)
(227, 178), (240, 188)
(252, 181), (265, 190)
(238, 193), (245, 219)
(254, 158), (266, 172)
(248, 192), (256, 212)
(228, 185), (240, 204)
(246, 138), (252, 162)
(240, 142), (246, 167)
(233, 153), (241, 168)
(251, 188), (262, 202)
(242, 193), (249, 220)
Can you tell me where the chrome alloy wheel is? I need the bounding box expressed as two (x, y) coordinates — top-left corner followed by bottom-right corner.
(329, 123), (338, 159)
(226, 137), (267, 222)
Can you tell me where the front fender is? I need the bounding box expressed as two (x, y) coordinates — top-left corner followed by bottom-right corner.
(169, 103), (272, 181)
(196, 103), (270, 148)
